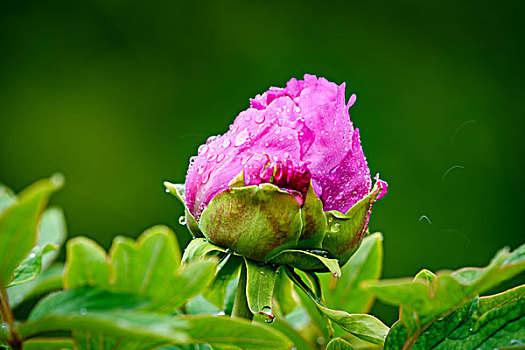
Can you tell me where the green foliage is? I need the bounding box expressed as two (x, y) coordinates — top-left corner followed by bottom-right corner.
(7, 264), (64, 309)
(322, 233), (383, 313)
(363, 242), (525, 348)
(385, 285), (525, 349)
(326, 337), (356, 350)
(0, 175), (64, 286)
(285, 266), (389, 346)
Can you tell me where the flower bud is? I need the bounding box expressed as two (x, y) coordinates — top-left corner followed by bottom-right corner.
(171, 74), (387, 269)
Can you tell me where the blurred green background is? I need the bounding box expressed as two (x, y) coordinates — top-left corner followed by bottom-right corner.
(1, 0), (524, 324)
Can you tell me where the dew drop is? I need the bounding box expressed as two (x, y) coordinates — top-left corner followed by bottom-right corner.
(79, 308), (87, 316)
(197, 165), (206, 174)
(331, 221), (341, 232)
(28, 253), (36, 259)
(165, 188), (170, 193)
(234, 129), (250, 147)
(201, 172), (210, 184)
(198, 144), (208, 155)
(255, 114), (265, 124)
(222, 139), (231, 148)
(245, 114), (252, 121)
(178, 216), (187, 225)
(207, 153), (217, 162)
(206, 135), (217, 144)
(216, 154), (225, 163)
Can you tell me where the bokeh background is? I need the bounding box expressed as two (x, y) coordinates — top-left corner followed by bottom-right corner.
(1, 0), (524, 324)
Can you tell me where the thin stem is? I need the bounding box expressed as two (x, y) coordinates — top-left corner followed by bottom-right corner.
(231, 263), (253, 321)
(0, 286), (22, 350)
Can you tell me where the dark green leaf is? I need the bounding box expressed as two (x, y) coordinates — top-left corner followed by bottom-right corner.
(326, 337), (356, 350)
(363, 242), (525, 338)
(322, 233), (383, 313)
(0, 175), (64, 285)
(266, 318), (316, 350)
(385, 285), (525, 349)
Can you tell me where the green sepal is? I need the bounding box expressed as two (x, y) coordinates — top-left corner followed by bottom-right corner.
(267, 249), (341, 276)
(164, 181), (203, 238)
(182, 238), (228, 264)
(323, 180), (385, 266)
(199, 183), (303, 261)
(296, 184), (327, 249)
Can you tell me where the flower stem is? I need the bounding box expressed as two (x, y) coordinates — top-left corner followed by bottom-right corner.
(0, 286), (22, 350)
(232, 263), (253, 321)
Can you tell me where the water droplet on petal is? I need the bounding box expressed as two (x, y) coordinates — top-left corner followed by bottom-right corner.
(198, 145), (208, 155)
(255, 114), (265, 124)
(201, 172), (210, 184)
(216, 154), (225, 163)
(207, 153), (217, 162)
(234, 129), (250, 147)
(222, 139), (231, 148)
(197, 165), (206, 174)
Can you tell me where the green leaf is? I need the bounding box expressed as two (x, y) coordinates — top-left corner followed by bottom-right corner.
(23, 337), (74, 350)
(322, 233), (383, 313)
(362, 242), (525, 338)
(109, 225), (183, 308)
(149, 259), (217, 313)
(65, 228), (216, 314)
(64, 237), (110, 289)
(0, 183), (16, 215)
(174, 315), (293, 350)
(7, 264), (63, 309)
(274, 270), (297, 315)
(244, 259), (277, 320)
(202, 255), (241, 309)
(0, 175), (64, 285)
(38, 207), (67, 269)
(266, 318), (316, 350)
(8, 243), (56, 287)
(267, 249), (341, 276)
(23, 287), (292, 350)
(326, 337), (356, 350)
(23, 287), (189, 347)
(385, 285), (525, 349)
(285, 267), (388, 345)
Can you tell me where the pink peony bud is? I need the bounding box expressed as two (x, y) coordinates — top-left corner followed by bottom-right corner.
(170, 74), (387, 268)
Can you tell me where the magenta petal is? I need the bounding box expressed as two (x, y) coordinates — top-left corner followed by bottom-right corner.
(319, 128), (372, 213)
(185, 74), (384, 218)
